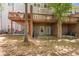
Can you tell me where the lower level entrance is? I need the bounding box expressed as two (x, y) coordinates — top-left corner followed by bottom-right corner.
(33, 25), (52, 37)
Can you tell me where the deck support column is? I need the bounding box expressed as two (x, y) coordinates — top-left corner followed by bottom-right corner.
(24, 4), (33, 42)
(28, 20), (33, 39)
(11, 21), (13, 34)
(27, 5), (33, 39)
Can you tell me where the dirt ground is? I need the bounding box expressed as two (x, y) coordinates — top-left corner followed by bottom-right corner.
(1, 35), (79, 56)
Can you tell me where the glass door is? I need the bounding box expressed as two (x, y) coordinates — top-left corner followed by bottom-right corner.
(39, 26), (45, 36)
(45, 26), (51, 36)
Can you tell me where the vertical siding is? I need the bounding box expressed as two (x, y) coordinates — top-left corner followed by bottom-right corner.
(2, 4), (9, 32)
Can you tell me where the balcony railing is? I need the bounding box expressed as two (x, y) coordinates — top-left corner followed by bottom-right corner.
(33, 14), (56, 23)
(63, 17), (78, 23)
(32, 7), (53, 15)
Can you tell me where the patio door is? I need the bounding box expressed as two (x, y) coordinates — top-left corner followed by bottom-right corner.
(39, 26), (52, 36)
(45, 26), (51, 35)
(39, 26), (45, 36)
(33, 25), (52, 37)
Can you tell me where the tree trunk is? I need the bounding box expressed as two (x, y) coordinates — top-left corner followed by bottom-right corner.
(57, 20), (62, 39)
(24, 3), (29, 43)
(24, 21), (29, 43)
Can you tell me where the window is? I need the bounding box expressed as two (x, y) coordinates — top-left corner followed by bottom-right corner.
(34, 3), (36, 7)
(46, 26), (51, 35)
(48, 26), (51, 35)
(37, 4), (40, 7)
(33, 3), (40, 7)
(44, 4), (48, 8)
(8, 3), (14, 6)
(44, 4), (47, 8)
(8, 3), (14, 10)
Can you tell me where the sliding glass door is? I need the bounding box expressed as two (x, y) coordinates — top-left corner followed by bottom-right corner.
(33, 25), (52, 37)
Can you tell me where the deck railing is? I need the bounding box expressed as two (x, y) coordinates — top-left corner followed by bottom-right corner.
(32, 14), (55, 22)
(8, 12), (25, 21)
(9, 12), (78, 23)
(63, 17), (78, 23)
(8, 12), (55, 22)
(32, 7), (53, 15)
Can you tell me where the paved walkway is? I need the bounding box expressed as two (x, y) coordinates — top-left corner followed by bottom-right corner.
(0, 35), (6, 56)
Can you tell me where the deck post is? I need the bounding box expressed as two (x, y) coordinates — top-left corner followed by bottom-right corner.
(28, 20), (33, 39)
(28, 5), (33, 39)
(11, 20), (13, 34)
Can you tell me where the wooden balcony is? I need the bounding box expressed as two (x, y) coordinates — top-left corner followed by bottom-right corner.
(70, 13), (79, 18)
(63, 17), (78, 24)
(8, 12), (25, 22)
(9, 12), (79, 25)
(8, 12), (56, 23)
(64, 13), (79, 24)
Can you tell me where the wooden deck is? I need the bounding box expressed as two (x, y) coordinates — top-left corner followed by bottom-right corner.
(8, 12), (79, 25)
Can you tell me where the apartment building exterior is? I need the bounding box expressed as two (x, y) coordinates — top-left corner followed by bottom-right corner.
(9, 3), (54, 38)
(1, 3), (79, 38)
(0, 3), (25, 34)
